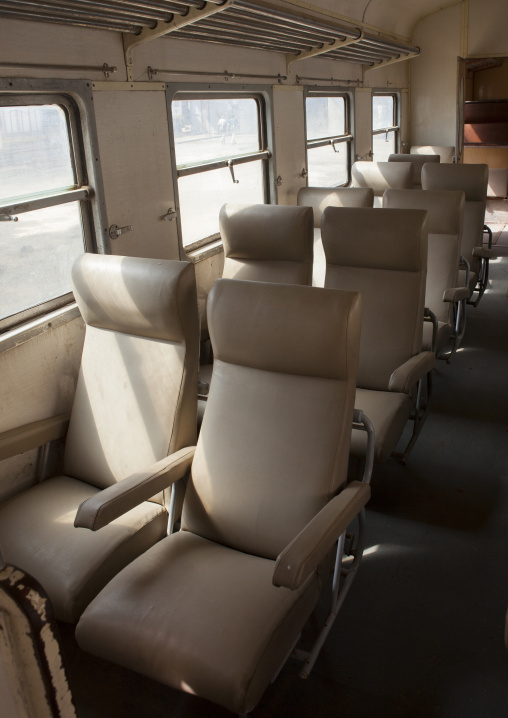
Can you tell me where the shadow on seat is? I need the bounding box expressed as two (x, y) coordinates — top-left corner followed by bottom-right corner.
(421, 162), (493, 306)
(322, 206), (436, 464)
(351, 161), (413, 206)
(383, 188), (467, 361)
(297, 186), (374, 286)
(75, 278), (370, 716)
(388, 153), (440, 188)
(0, 255), (199, 622)
(198, 202), (314, 424)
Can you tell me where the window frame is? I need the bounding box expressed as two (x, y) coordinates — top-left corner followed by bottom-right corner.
(304, 89), (353, 188)
(371, 92), (400, 158)
(166, 84), (274, 256)
(0, 79), (107, 335)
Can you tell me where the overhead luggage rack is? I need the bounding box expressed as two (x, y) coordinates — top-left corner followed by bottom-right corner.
(0, 0), (420, 73)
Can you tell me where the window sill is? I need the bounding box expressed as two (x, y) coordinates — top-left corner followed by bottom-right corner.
(185, 238), (224, 264)
(0, 303), (82, 354)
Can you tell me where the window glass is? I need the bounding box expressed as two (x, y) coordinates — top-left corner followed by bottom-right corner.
(306, 96), (345, 141)
(372, 94), (397, 161)
(171, 95), (267, 248)
(372, 95), (394, 132)
(0, 203), (84, 321)
(0, 99), (88, 328)
(0, 105), (75, 200)
(173, 98), (260, 166)
(305, 94), (351, 187)
(307, 144), (349, 187)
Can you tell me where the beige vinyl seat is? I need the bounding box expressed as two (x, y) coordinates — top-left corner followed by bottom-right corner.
(388, 153), (440, 188)
(322, 207), (436, 463)
(383, 188), (468, 361)
(0, 255), (199, 623)
(75, 278), (371, 716)
(410, 145), (455, 163)
(297, 186), (374, 286)
(421, 162), (493, 306)
(351, 160), (413, 207)
(198, 203), (314, 423)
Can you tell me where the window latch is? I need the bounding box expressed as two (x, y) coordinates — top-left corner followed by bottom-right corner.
(227, 160), (239, 184)
(331, 140), (340, 153)
(0, 214), (18, 222)
(109, 224), (133, 240)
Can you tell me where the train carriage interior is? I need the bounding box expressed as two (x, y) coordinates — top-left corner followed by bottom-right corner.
(1, 0), (508, 716)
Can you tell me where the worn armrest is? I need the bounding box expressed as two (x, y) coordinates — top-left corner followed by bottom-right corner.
(75, 446), (196, 531)
(272, 481), (371, 591)
(443, 286), (470, 303)
(472, 246), (494, 259)
(0, 414), (69, 462)
(388, 351), (436, 394)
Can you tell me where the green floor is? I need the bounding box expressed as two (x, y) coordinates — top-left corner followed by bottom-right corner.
(60, 257), (508, 717)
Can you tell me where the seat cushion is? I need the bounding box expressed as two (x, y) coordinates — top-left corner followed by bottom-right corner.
(76, 529), (320, 715)
(0, 476), (167, 622)
(352, 388), (412, 462)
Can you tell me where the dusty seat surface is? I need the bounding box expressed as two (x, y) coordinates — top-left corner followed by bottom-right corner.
(0, 255), (199, 622)
(76, 278), (365, 714)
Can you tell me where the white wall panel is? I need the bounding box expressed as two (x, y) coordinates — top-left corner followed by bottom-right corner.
(468, 0), (508, 56)
(410, 4), (462, 147)
(93, 89), (180, 260)
(0, 318), (84, 435)
(272, 85), (306, 205)
(354, 88), (372, 160)
(0, 18), (126, 81)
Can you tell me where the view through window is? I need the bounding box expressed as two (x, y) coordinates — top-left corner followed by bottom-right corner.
(372, 94), (398, 161)
(0, 99), (89, 328)
(172, 95), (268, 248)
(305, 94), (351, 187)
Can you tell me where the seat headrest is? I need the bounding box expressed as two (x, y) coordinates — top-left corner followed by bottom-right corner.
(322, 207), (427, 272)
(351, 161), (413, 194)
(297, 187), (374, 227)
(208, 278), (361, 381)
(220, 204), (313, 262)
(71, 254), (196, 342)
(388, 153), (439, 184)
(383, 189), (465, 235)
(410, 145), (455, 163)
(421, 163), (489, 200)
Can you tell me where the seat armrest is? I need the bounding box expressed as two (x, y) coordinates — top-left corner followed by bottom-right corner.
(0, 414), (69, 462)
(75, 446), (196, 531)
(272, 481), (371, 591)
(472, 246), (494, 259)
(443, 286), (471, 303)
(388, 352), (436, 394)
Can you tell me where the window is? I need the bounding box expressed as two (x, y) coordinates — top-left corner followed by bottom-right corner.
(170, 93), (269, 249)
(0, 94), (94, 331)
(305, 93), (352, 187)
(372, 93), (399, 161)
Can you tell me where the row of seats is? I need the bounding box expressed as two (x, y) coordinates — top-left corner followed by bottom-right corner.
(350, 158), (493, 307)
(0, 253), (371, 715)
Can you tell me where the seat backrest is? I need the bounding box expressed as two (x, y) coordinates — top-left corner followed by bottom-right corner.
(183, 278), (361, 560)
(65, 255), (199, 492)
(411, 145), (455, 163)
(297, 187), (374, 287)
(322, 207), (428, 391)
(388, 153), (440, 188)
(297, 187), (374, 227)
(383, 189), (465, 323)
(351, 161), (413, 206)
(220, 203), (314, 285)
(421, 163), (488, 273)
